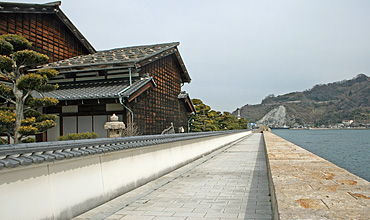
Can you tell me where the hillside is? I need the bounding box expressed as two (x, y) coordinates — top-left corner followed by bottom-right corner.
(233, 74), (370, 126)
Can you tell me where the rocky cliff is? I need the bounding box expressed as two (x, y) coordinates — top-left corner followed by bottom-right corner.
(256, 105), (289, 126)
(233, 74), (370, 126)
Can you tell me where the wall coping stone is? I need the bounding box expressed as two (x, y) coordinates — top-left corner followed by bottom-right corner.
(263, 131), (370, 220)
(0, 130), (248, 170)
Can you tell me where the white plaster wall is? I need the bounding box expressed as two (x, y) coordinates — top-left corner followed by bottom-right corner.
(48, 156), (104, 218)
(94, 115), (108, 138)
(0, 166), (53, 220)
(0, 131), (250, 220)
(47, 117), (60, 141)
(63, 116), (77, 135)
(106, 103), (124, 111)
(78, 116), (93, 133)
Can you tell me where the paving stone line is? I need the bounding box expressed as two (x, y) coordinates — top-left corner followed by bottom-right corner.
(74, 133), (271, 220)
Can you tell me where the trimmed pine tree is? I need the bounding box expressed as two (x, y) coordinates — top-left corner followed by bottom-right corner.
(0, 34), (59, 144)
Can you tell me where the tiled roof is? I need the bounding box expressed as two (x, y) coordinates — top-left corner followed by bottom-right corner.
(178, 91), (189, 99)
(33, 42), (191, 83)
(43, 42), (180, 69)
(120, 77), (156, 98)
(178, 91), (196, 114)
(0, 130), (245, 170)
(36, 77), (154, 101)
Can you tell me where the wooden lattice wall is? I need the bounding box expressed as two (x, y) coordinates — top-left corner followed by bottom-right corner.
(0, 13), (90, 62)
(44, 54), (191, 137)
(132, 54), (189, 135)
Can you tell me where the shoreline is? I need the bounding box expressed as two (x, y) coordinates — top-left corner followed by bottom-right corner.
(291, 127), (370, 130)
(263, 131), (370, 219)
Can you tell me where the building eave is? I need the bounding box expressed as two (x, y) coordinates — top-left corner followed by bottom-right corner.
(36, 77), (155, 101)
(136, 43), (191, 83)
(173, 49), (191, 83)
(0, 1), (96, 54)
(178, 92), (196, 114)
(32, 42), (191, 84)
(53, 6), (96, 54)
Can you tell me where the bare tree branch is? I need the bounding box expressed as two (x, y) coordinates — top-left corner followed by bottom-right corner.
(23, 108), (32, 114)
(0, 94), (16, 105)
(22, 91), (31, 102)
(0, 70), (15, 81)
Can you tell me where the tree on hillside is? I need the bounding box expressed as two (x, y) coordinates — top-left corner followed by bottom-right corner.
(190, 99), (213, 132)
(219, 112), (248, 130)
(0, 34), (59, 144)
(190, 99), (248, 132)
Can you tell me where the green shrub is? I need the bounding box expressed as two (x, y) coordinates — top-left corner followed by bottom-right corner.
(0, 138), (8, 145)
(57, 132), (98, 141)
(0, 39), (13, 56)
(0, 34), (32, 52)
(21, 137), (35, 143)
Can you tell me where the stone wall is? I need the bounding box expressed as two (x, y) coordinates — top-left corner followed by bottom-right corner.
(263, 131), (370, 219)
(0, 131), (250, 220)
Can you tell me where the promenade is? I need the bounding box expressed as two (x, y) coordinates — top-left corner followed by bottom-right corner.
(264, 132), (370, 219)
(74, 133), (272, 220)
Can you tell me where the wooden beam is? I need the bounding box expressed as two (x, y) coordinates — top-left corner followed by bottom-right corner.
(127, 81), (155, 103)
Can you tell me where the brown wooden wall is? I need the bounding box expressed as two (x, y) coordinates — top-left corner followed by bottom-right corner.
(0, 13), (90, 62)
(132, 54), (189, 135)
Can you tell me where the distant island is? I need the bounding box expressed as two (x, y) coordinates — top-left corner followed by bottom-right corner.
(232, 74), (370, 128)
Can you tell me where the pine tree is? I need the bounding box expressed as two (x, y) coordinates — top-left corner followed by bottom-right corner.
(0, 34), (59, 144)
(190, 99), (248, 132)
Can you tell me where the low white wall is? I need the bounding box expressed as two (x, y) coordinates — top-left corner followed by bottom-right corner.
(0, 131), (251, 220)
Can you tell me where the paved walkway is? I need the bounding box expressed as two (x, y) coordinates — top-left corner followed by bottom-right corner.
(74, 133), (271, 220)
(264, 132), (370, 219)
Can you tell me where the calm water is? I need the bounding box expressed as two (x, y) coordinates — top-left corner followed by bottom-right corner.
(272, 129), (370, 182)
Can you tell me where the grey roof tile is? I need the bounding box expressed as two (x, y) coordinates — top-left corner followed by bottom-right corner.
(178, 91), (189, 99)
(31, 42), (191, 83)
(38, 77), (154, 100)
(42, 42), (179, 69)
(178, 91), (196, 114)
(0, 131), (245, 169)
(1, 158), (20, 168)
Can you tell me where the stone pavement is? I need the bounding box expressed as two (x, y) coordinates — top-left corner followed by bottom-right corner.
(74, 133), (271, 220)
(264, 132), (370, 219)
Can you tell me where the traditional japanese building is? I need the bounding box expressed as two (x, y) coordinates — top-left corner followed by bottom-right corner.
(0, 1), (95, 62)
(1, 1), (195, 141)
(34, 42), (195, 140)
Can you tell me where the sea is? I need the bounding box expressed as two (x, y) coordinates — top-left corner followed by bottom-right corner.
(271, 129), (370, 182)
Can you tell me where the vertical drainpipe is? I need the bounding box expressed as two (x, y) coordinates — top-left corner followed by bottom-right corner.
(129, 67), (132, 86)
(118, 68), (134, 124)
(187, 113), (194, 133)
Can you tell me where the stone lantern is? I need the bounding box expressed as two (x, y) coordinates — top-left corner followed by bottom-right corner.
(104, 114), (125, 137)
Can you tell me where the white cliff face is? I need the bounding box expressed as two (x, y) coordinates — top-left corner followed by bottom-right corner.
(256, 105), (287, 126)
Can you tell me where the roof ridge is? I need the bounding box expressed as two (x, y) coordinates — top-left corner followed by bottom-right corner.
(0, 1), (61, 6)
(37, 42), (180, 71)
(98, 42), (179, 53)
(58, 79), (128, 86)
(43, 1), (61, 6)
(40, 76), (155, 101)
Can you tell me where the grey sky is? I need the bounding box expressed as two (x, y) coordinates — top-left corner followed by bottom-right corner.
(5, 0), (370, 111)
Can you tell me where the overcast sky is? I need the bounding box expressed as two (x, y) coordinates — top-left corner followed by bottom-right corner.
(6, 0), (370, 111)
